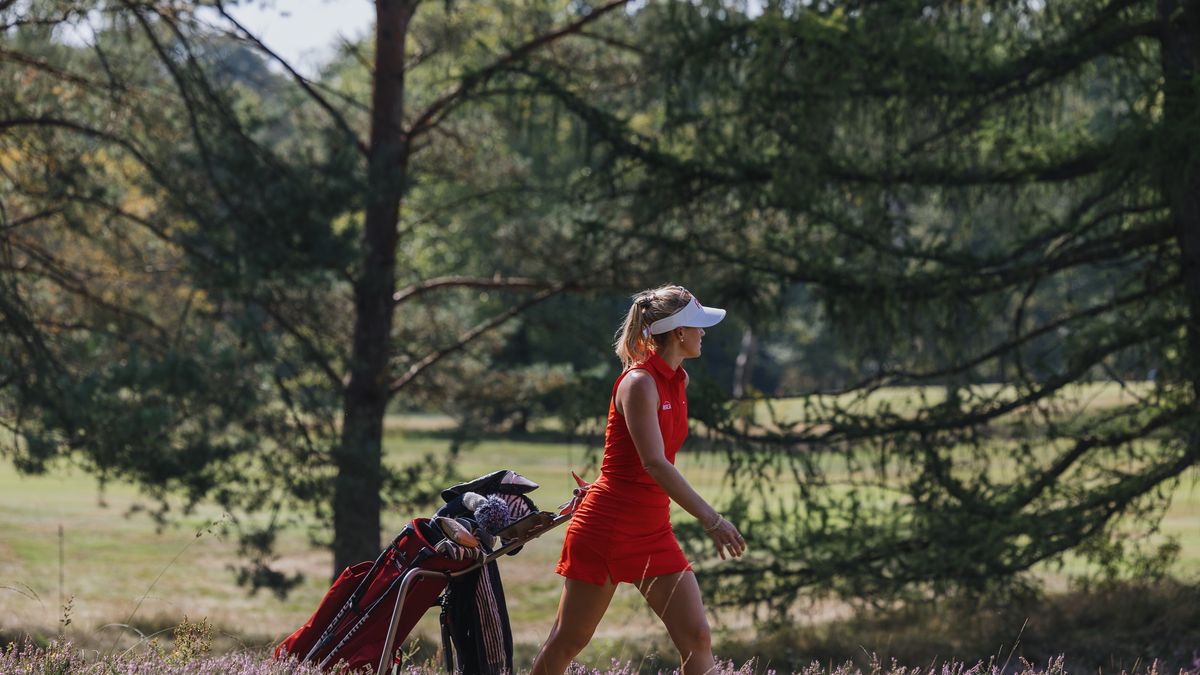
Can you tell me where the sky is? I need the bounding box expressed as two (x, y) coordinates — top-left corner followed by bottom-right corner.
(47, 0), (376, 79)
(221, 0), (376, 78)
(53, 1), (762, 80)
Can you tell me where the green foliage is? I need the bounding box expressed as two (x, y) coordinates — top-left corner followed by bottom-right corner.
(0, 0), (666, 590)
(0, 2), (387, 590)
(5, 0), (1200, 616)
(511, 0), (1200, 611)
(163, 616), (213, 665)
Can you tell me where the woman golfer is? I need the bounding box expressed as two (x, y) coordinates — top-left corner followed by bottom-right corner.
(531, 285), (747, 675)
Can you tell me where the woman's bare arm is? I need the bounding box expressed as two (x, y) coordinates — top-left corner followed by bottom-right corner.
(617, 371), (745, 558)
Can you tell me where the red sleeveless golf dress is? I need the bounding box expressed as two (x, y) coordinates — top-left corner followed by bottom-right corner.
(556, 352), (692, 585)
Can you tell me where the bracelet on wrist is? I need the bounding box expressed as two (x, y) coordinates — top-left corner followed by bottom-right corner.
(704, 514), (723, 532)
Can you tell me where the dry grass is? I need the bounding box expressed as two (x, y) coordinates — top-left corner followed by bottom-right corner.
(2, 386), (1198, 671)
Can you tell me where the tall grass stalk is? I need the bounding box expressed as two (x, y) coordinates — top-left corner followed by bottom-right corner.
(3, 639), (1196, 675)
(101, 515), (229, 658)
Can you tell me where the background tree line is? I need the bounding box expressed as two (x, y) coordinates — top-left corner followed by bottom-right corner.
(1, 0), (1196, 616)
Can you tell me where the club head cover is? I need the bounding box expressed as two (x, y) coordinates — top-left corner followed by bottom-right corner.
(461, 492), (486, 512)
(435, 538), (484, 563)
(435, 516), (480, 548)
(473, 495), (512, 535)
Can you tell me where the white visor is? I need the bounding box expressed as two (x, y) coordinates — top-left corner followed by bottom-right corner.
(648, 296), (726, 335)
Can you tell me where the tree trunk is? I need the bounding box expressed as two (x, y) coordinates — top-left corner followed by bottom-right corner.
(333, 0), (416, 576)
(1160, 1), (1200, 396)
(732, 328), (756, 398)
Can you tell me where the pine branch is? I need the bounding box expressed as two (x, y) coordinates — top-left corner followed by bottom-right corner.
(1003, 405), (1192, 514)
(903, 19), (1160, 155)
(830, 277), (1179, 393)
(825, 129), (1149, 186)
(720, 313), (1183, 447)
(709, 412), (1197, 601)
(65, 196), (347, 391)
(408, 0), (635, 139)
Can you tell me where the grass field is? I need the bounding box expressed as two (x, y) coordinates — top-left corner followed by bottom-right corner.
(2, 392), (1198, 671)
(0, 421), (744, 667)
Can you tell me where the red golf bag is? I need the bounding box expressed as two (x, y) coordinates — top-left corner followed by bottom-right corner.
(274, 517), (472, 672)
(276, 469), (573, 673)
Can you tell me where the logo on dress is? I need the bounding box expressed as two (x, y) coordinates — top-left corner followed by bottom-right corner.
(661, 402), (672, 410)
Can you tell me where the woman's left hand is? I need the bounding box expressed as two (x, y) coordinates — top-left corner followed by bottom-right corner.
(706, 517), (746, 560)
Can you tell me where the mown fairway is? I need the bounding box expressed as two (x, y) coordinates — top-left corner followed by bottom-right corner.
(2, 385), (1198, 667)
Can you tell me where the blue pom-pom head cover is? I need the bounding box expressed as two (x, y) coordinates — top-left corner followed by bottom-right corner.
(473, 494), (512, 535)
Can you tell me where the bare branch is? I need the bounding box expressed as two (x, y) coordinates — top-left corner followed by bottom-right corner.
(0, 47), (108, 91)
(254, 295), (345, 392)
(408, 0), (634, 139)
(5, 237), (170, 339)
(393, 275), (565, 305)
(0, 207), (65, 233)
(388, 282), (571, 394)
(212, 0), (369, 156)
(0, 116), (155, 172)
(0, 7), (81, 31)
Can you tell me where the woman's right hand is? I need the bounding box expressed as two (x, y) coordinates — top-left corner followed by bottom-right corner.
(707, 517), (746, 560)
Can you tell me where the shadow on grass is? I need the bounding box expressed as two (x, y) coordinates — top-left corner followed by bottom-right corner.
(714, 579), (1200, 675)
(0, 610), (279, 658)
(5, 582), (1198, 674)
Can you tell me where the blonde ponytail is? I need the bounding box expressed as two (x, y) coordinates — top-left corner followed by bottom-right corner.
(613, 285), (692, 370)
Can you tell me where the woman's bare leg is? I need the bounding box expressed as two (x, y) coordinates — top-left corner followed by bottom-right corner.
(530, 576), (619, 675)
(635, 571), (715, 675)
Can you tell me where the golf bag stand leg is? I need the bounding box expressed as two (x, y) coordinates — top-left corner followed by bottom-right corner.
(440, 594), (457, 673)
(377, 567), (449, 674)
